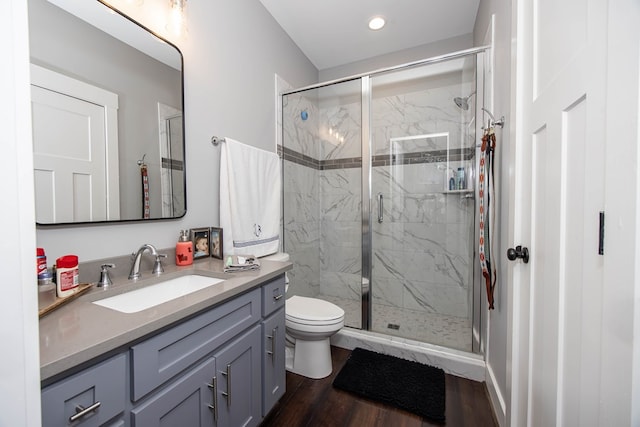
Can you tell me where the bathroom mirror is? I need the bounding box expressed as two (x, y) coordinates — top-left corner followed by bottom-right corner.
(29, 0), (186, 225)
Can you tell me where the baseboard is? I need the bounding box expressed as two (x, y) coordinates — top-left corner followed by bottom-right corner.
(485, 362), (506, 426)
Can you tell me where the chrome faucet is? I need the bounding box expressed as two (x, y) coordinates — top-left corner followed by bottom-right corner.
(128, 244), (165, 280)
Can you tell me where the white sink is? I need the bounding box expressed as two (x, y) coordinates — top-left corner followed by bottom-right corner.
(93, 274), (224, 313)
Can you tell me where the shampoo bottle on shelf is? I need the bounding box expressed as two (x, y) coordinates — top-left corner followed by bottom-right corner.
(175, 229), (193, 266)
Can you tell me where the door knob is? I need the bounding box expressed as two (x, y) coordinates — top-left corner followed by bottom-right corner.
(507, 245), (529, 263)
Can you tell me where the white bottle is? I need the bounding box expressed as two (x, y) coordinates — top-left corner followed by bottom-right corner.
(56, 255), (79, 298)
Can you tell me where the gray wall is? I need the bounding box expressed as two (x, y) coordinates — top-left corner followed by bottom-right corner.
(35, 0), (318, 263)
(473, 0), (513, 422)
(319, 34), (473, 81)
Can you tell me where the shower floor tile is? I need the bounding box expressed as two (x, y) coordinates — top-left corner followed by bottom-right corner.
(321, 295), (472, 352)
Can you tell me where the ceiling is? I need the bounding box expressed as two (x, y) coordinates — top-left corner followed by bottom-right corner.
(258, 0), (481, 71)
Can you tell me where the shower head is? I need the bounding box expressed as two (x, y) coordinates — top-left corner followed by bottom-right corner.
(454, 92), (476, 111)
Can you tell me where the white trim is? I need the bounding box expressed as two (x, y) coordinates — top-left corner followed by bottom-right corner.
(486, 362), (506, 426)
(332, 328), (486, 381)
(1, 0), (41, 424)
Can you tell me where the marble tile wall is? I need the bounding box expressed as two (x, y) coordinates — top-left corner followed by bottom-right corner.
(282, 69), (477, 342)
(282, 92), (321, 297)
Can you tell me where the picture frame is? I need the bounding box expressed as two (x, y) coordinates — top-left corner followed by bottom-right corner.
(210, 227), (223, 259)
(190, 227), (210, 260)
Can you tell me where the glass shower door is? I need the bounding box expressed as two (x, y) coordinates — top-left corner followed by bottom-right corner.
(281, 79), (363, 329)
(368, 58), (477, 351)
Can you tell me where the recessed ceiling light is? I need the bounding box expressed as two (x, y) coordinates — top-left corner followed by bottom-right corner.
(368, 16), (386, 31)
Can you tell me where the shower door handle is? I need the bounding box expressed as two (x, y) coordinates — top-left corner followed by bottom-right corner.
(377, 193), (383, 223)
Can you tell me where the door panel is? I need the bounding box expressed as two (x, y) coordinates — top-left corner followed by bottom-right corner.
(512, 0), (607, 424)
(32, 85), (107, 223)
(369, 58), (477, 351)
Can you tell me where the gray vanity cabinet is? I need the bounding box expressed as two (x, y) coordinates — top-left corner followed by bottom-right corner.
(41, 354), (127, 427)
(41, 274), (287, 427)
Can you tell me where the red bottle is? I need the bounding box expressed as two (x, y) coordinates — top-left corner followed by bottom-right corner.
(175, 230), (193, 266)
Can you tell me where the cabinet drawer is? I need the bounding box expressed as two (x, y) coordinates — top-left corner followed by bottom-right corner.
(131, 289), (261, 401)
(261, 275), (285, 317)
(41, 354), (126, 427)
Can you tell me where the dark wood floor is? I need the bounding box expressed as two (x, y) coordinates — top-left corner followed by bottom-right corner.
(261, 346), (498, 427)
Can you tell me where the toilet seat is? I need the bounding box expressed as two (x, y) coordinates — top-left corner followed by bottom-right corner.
(286, 295), (344, 325)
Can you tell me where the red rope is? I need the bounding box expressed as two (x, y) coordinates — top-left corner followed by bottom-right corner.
(479, 129), (497, 309)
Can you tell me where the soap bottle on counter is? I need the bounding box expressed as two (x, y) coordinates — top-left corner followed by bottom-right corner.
(56, 255), (79, 298)
(176, 229), (193, 266)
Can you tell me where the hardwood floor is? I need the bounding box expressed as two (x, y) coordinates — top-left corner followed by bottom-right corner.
(261, 346), (498, 427)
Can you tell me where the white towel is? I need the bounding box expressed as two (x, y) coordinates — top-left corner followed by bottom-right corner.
(220, 138), (281, 258)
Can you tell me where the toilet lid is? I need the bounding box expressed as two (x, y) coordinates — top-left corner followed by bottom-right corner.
(286, 295), (345, 322)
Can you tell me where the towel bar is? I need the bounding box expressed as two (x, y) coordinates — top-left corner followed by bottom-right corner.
(211, 136), (226, 146)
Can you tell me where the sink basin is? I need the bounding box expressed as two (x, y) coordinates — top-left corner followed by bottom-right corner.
(93, 274), (224, 313)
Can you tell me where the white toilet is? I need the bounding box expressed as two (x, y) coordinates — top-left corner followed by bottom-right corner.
(262, 253), (345, 379)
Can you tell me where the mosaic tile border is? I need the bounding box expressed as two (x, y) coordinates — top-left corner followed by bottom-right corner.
(161, 158), (184, 171)
(278, 144), (474, 170)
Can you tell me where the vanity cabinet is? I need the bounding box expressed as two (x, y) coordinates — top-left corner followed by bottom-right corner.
(41, 274), (286, 427)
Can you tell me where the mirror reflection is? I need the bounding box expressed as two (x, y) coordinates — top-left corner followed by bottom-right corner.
(29, 0), (186, 225)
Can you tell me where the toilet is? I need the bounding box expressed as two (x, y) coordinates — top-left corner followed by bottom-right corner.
(262, 252), (345, 379)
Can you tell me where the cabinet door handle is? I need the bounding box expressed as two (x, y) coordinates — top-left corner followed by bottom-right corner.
(221, 364), (232, 408)
(273, 294), (283, 301)
(69, 401), (101, 422)
(206, 376), (218, 422)
(266, 328), (277, 365)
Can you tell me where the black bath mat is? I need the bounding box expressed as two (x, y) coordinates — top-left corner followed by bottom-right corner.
(333, 347), (445, 422)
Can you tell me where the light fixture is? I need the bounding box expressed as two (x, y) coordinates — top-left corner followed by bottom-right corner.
(167, 0), (187, 37)
(368, 16), (386, 31)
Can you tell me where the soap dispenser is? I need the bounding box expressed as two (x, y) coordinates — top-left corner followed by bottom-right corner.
(175, 229), (193, 266)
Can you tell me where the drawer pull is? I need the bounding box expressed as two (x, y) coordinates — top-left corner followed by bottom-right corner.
(273, 294), (283, 301)
(207, 376), (218, 422)
(69, 401), (101, 422)
(221, 364), (232, 408)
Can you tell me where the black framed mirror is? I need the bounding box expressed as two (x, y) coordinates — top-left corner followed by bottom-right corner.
(29, 0), (186, 225)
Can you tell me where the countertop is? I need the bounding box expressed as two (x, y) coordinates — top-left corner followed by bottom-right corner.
(39, 257), (291, 383)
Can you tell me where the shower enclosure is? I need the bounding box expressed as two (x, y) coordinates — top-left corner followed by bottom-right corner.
(281, 48), (487, 353)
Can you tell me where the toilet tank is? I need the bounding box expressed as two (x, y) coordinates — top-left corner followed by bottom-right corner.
(261, 252), (289, 262)
(261, 253), (290, 288)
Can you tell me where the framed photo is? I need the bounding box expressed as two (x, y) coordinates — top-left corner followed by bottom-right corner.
(210, 227), (223, 259)
(191, 227), (210, 260)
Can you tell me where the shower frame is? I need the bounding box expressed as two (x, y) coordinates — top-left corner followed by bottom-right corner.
(282, 45), (490, 353)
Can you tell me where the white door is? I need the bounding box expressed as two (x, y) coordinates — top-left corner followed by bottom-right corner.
(509, 0), (609, 425)
(32, 85), (107, 223)
(509, 0), (640, 425)
(30, 64), (120, 223)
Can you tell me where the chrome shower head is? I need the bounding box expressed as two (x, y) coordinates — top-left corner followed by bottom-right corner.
(454, 92), (476, 111)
